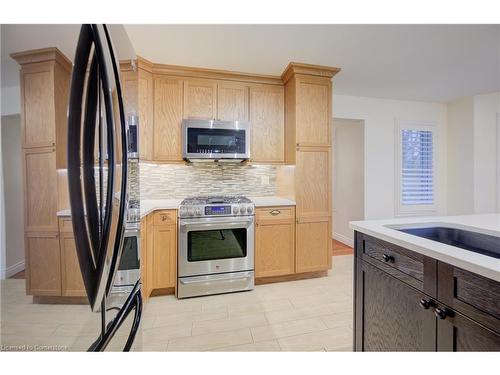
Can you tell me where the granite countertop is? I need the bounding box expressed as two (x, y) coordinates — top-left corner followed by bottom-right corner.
(350, 214), (500, 281)
(58, 196), (297, 219)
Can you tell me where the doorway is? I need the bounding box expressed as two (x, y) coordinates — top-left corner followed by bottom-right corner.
(332, 118), (365, 250)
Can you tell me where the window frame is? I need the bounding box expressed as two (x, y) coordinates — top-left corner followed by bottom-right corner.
(395, 120), (437, 217)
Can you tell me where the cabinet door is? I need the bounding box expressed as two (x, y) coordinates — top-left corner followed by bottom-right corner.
(437, 308), (500, 351)
(153, 76), (184, 161)
(295, 147), (330, 220)
(138, 69), (154, 160)
(249, 85), (284, 163)
(217, 82), (249, 121)
(24, 147), (58, 232)
(21, 67), (56, 148)
(26, 233), (61, 296)
(295, 75), (331, 146)
(356, 260), (436, 351)
(295, 220), (330, 273)
(183, 79), (217, 120)
(152, 224), (177, 289)
(255, 214), (295, 278)
(60, 232), (86, 297)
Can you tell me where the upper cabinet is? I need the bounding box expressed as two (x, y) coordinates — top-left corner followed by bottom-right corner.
(295, 75), (331, 146)
(217, 82), (249, 121)
(153, 76), (184, 161)
(183, 79), (217, 120)
(249, 85), (285, 163)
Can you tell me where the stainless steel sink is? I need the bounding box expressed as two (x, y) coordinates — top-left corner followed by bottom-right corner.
(396, 227), (500, 259)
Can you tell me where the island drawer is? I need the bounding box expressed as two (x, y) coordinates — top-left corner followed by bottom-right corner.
(357, 233), (436, 295)
(438, 262), (500, 333)
(153, 210), (177, 226)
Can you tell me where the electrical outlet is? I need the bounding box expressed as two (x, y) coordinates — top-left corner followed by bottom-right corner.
(261, 175), (270, 185)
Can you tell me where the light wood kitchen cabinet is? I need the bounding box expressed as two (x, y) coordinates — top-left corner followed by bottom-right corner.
(295, 75), (331, 146)
(249, 85), (285, 163)
(151, 210), (177, 290)
(183, 78), (217, 120)
(255, 206), (295, 278)
(295, 220), (330, 273)
(23, 147), (59, 232)
(25, 232), (61, 296)
(217, 82), (249, 121)
(153, 76), (184, 161)
(59, 228), (86, 297)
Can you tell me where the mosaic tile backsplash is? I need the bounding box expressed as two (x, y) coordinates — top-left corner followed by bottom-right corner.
(140, 162), (278, 199)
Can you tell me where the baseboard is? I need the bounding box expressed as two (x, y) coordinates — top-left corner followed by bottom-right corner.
(333, 233), (354, 248)
(1, 259), (25, 280)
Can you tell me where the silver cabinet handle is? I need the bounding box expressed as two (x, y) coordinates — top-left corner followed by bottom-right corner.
(270, 210), (281, 216)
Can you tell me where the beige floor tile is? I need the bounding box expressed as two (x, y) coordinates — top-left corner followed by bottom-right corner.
(289, 290), (351, 309)
(192, 313), (267, 336)
(0, 322), (59, 337)
(265, 300), (352, 324)
(141, 322), (193, 344)
(211, 339), (281, 352)
(153, 309), (227, 328)
(251, 317), (328, 342)
(278, 326), (353, 351)
(227, 298), (293, 317)
(167, 328), (253, 352)
(320, 311), (353, 329)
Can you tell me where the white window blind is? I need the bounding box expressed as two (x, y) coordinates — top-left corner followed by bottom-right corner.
(401, 129), (434, 206)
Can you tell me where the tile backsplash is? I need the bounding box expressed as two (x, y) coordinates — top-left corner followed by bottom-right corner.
(140, 162), (278, 199)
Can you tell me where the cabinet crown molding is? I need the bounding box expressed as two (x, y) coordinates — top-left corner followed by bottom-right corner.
(10, 47), (72, 71)
(281, 62), (341, 84)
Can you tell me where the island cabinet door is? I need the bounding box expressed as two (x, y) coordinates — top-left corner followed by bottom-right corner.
(437, 308), (500, 351)
(356, 261), (436, 351)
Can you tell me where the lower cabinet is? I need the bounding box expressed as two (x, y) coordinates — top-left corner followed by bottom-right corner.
(354, 232), (500, 352)
(59, 231), (86, 297)
(356, 261), (436, 351)
(255, 206), (295, 278)
(149, 210), (177, 290)
(25, 232), (61, 296)
(295, 220), (330, 273)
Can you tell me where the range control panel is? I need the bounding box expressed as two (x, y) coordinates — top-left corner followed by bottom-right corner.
(205, 205), (231, 215)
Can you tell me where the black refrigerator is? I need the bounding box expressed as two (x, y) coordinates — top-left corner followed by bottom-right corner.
(66, 24), (142, 351)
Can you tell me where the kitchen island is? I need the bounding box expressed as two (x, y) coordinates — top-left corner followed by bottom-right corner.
(350, 214), (500, 351)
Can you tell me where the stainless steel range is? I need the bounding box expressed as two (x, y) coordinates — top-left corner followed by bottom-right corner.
(177, 195), (255, 298)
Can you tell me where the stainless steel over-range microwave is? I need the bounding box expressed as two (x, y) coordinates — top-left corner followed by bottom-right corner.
(182, 119), (250, 162)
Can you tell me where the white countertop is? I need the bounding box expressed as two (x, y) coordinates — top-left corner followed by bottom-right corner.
(58, 196), (296, 218)
(350, 214), (500, 281)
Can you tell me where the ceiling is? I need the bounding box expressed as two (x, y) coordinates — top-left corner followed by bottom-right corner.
(2, 24), (500, 102)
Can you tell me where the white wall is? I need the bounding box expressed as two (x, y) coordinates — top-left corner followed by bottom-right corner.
(446, 91), (500, 215)
(1, 86), (21, 116)
(1, 114), (25, 278)
(0, 114), (5, 279)
(473, 92), (500, 213)
(332, 118), (364, 246)
(333, 94), (448, 220)
(447, 97), (475, 215)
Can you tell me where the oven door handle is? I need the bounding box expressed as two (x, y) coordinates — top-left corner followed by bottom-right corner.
(179, 219), (253, 229)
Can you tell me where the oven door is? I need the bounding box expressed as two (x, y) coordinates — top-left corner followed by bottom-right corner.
(178, 216), (254, 277)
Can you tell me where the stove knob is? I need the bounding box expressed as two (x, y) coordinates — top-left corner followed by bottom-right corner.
(247, 206), (254, 214)
(233, 206), (239, 215)
(195, 208), (202, 216)
(180, 207), (187, 216)
(188, 208), (195, 216)
(239, 205), (246, 215)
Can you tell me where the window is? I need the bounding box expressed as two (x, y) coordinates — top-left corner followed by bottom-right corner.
(395, 121), (436, 216)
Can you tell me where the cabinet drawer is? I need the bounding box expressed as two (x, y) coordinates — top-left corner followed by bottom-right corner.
(358, 233), (436, 294)
(256, 206), (295, 223)
(153, 210), (177, 226)
(438, 262), (500, 333)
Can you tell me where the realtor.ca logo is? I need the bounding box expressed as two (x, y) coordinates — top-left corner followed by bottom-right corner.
(0, 344), (68, 351)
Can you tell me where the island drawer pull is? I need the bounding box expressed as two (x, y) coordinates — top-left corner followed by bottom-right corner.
(382, 253), (395, 263)
(270, 210), (281, 216)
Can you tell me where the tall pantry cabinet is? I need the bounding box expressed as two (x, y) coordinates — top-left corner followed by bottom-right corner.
(11, 48), (72, 295)
(282, 63), (340, 273)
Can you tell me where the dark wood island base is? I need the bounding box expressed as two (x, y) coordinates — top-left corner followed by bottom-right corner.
(353, 231), (500, 351)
